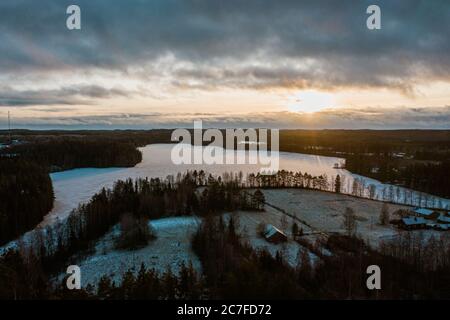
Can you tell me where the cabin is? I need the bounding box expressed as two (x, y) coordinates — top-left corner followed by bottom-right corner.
(412, 207), (439, 220)
(398, 216), (427, 230)
(263, 224), (288, 244)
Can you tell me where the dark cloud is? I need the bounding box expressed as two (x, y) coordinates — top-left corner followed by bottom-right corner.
(0, 85), (130, 106)
(0, 0), (449, 90)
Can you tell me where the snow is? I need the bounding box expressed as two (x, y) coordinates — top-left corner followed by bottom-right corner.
(257, 188), (444, 247)
(227, 209), (319, 268)
(437, 215), (450, 223)
(402, 217), (427, 225)
(264, 224), (285, 239)
(413, 208), (435, 216)
(56, 216), (201, 288)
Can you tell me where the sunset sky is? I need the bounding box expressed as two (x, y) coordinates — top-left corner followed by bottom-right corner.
(0, 0), (449, 129)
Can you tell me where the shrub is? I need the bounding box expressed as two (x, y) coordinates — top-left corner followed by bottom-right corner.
(114, 213), (156, 250)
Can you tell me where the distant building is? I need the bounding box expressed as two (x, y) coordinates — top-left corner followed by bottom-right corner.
(398, 216), (427, 230)
(437, 214), (450, 224)
(412, 207), (439, 220)
(263, 224), (288, 243)
(370, 167), (380, 174)
(392, 152), (406, 158)
(333, 161), (345, 169)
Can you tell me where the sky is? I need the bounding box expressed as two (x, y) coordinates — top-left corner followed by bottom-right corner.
(0, 0), (449, 129)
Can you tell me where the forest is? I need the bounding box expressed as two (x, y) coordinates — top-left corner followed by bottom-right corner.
(1, 168), (449, 299)
(4, 139), (142, 171)
(0, 171), (265, 281)
(0, 159), (54, 245)
(1, 214), (449, 300)
(0, 130), (170, 243)
(277, 130), (450, 198)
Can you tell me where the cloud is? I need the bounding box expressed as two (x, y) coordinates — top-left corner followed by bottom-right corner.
(0, 0), (449, 91)
(4, 106), (450, 130)
(0, 85), (131, 106)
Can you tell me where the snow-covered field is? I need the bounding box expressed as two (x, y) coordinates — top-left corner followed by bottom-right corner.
(53, 189), (447, 287)
(260, 188), (445, 246)
(58, 216), (202, 288)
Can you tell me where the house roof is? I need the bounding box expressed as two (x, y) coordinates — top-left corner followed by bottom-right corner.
(413, 208), (435, 216)
(264, 224), (287, 238)
(402, 216), (427, 226)
(437, 215), (450, 223)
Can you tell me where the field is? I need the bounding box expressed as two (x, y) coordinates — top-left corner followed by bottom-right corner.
(57, 217), (202, 287)
(63, 188), (448, 288)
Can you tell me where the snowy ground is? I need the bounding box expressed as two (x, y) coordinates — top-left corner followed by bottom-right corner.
(57, 216), (202, 288)
(260, 188), (445, 246)
(58, 209), (319, 289)
(52, 189), (447, 288)
(230, 209), (319, 268)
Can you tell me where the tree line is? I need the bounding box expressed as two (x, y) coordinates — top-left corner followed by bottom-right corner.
(6, 139), (142, 172)
(346, 154), (450, 199)
(0, 159), (54, 246)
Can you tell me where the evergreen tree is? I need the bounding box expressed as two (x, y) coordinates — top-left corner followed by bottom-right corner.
(253, 189), (265, 210)
(334, 174), (341, 193)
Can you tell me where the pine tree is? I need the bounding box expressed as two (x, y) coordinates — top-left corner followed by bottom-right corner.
(334, 174), (341, 193)
(292, 222), (299, 238)
(253, 189), (265, 210)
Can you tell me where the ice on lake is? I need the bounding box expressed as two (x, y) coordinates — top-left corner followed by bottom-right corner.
(47, 143), (449, 226)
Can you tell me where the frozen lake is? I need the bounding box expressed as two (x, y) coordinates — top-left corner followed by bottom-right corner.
(46, 143), (449, 226)
(46, 144), (347, 225)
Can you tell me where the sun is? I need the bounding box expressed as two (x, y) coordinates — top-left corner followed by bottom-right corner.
(287, 90), (336, 113)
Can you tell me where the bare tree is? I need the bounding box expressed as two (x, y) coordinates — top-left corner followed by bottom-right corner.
(368, 184), (376, 199)
(379, 203), (390, 225)
(342, 207), (357, 236)
(280, 215), (288, 233)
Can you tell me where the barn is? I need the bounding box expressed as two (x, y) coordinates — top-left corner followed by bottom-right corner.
(263, 224), (288, 243)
